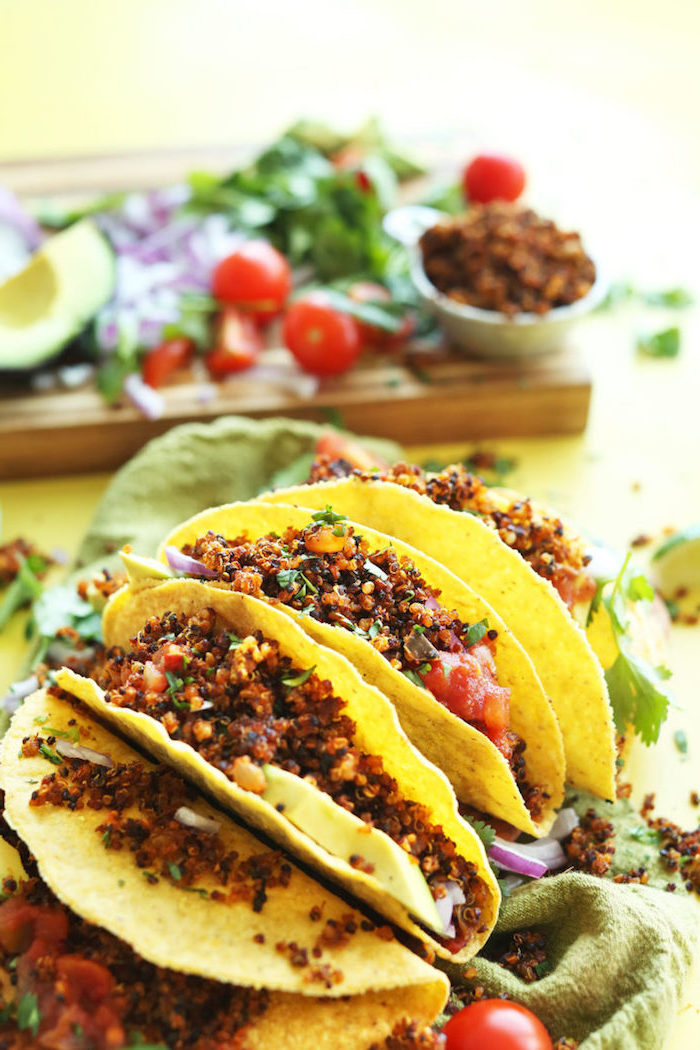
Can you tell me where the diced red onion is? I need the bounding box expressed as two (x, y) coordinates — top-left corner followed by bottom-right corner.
(164, 545), (217, 578)
(55, 739), (114, 767)
(424, 594), (441, 612)
(433, 879), (466, 936)
(174, 806), (221, 835)
(549, 807), (579, 841)
(2, 675), (40, 713)
(489, 840), (549, 879)
(123, 373), (165, 420)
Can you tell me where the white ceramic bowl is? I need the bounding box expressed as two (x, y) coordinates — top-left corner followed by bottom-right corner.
(410, 249), (607, 360)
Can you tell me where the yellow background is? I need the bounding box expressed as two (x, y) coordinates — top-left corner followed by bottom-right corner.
(1, 0), (699, 1045)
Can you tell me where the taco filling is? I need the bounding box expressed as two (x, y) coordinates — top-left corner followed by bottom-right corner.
(0, 872), (268, 1050)
(175, 517), (545, 817)
(308, 459), (597, 612)
(87, 607), (493, 953)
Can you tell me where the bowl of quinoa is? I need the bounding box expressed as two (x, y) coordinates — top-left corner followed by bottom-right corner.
(413, 202), (606, 358)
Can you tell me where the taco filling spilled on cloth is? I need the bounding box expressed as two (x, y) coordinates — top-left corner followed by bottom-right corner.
(73, 604), (496, 955)
(308, 459), (596, 612)
(179, 520), (538, 804)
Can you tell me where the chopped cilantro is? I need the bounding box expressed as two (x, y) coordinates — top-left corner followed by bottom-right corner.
(102, 827), (113, 848)
(637, 327), (681, 359)
(167, 861), (182, 881)
(463, 619), (489, 648)
(182, 885), (209, 898)
(402, 668), (426, 688)
(463, 816), (496, 849)
(673, 729), (689, 756)
(275, 568), (317, 598)
(642, 287), (694, 308)
(165, 671), (189, 709)
(17, 992), (40, 1036)
(367, 621), (382, 639)
(310, 506), (348, 526)
(332, 525), (346, 537)
(38, 743), (62, 765)
(282, 666), (316, 690)
(534, 959), (552, 978)
(41, 725), (80, 743)
(627, 825), (660, 845)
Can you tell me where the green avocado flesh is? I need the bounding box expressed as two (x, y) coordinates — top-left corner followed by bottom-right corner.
(262, 764), (444, 934)
(121, 551), (175, 582)
(0, 219), (114, 370)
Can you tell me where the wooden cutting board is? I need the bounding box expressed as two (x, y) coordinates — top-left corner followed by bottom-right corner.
(0, 145), (592, 479)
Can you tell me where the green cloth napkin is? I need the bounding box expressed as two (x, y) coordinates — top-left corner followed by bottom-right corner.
(39, 416), (700, 1048)
(468, 872), (697, 1048)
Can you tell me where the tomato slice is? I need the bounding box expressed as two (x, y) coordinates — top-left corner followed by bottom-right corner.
(205, 307), (263, 376)
(442, 999), (553, 1050)
(142, 337), (194, 388)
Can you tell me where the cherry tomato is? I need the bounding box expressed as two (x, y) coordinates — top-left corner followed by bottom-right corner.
(443, 1000), (553, 1050)
(347, 281), (415, 351)
(212, 240), (292, 321)
(315, 429), (388, 471)
(463, 153), (526, 204)
(205, 307), (262, 376)
(283, 293), (362, 377)
(142, 337), (194, 388)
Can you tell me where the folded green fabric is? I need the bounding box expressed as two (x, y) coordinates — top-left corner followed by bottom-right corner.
(20, 416), (700, 1048)
(468, 872), (698, 1048)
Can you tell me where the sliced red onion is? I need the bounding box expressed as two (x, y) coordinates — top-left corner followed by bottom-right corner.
(49, 547), (69, 566)
(2, 675), (40, 713)
(489, 840), (549, 879)
(550, 807), (579, 841)
(433, 879), (466, 936)
(424, 594), (441, 612)
(55, 739), (114, 767)
(174, 806), (221, 835)
(123, 373), (165, 420)
(164, 545), (217, 578)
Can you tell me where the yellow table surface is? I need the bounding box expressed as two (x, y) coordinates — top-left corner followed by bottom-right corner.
(1, 0), (700, 1042)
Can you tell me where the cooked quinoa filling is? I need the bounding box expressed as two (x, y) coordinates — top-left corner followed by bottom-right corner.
(90, 608), (492, 948)
(306, 459), (597, 611)
(0, 874), (268, 1050)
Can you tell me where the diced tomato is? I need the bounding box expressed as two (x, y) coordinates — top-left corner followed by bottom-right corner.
(160, 643), (187, 672)
(143, 660), (168, 693)
(420, 647), (510, 738)
(314, 429), (388, 471)
(142, 337), (195, 389)
(205, 307), (263, 376)
(56, 955), (115, 1007)
(0, 898), (68, 955)
(553, 567), (598, 611)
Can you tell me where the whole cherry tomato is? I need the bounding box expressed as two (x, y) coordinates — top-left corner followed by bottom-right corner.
(212, 240), (292, 322)
(283, 292), (362, 377)
(141, 337), (194, 388)
(205, 307), (262, 376)
(462, 153), (526, 204)
(347, 281), (415, 351)
(442, 1000), (553, 1050)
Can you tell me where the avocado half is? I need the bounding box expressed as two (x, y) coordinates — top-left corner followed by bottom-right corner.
(0, 218), (115, 370)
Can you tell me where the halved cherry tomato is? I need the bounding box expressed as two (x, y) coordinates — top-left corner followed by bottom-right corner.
(443, 1000), (553, 1050)
(283, 292), (362, 377)
(463, 153), (526, 204)
(212, 240), (292, 322)
(141, 337), (194, 388)
(347, 281), (415, 351)
(205, 307), (263, 376)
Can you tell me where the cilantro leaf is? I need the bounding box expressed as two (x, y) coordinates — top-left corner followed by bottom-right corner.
(32, 584), (103, 643)
(164, 671), (189, 709)
(627, 824), (661, 845)
(463, 816), (496, 849)
(402, 668), (426, 688)
(167, 861), (182, 881)
(281, 666), (315, 690)
(17, 992), (40, 1036)
(311, 506), (348, 526)
(637, 327), (681, 359)
(463, 619), (489, 647)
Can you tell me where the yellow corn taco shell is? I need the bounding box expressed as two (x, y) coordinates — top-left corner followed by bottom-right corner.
(63, 581), (501, 963)
(259, 478), (616, 800)
(144, 500), (565, 836)
(0, 688), (448, 1049)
